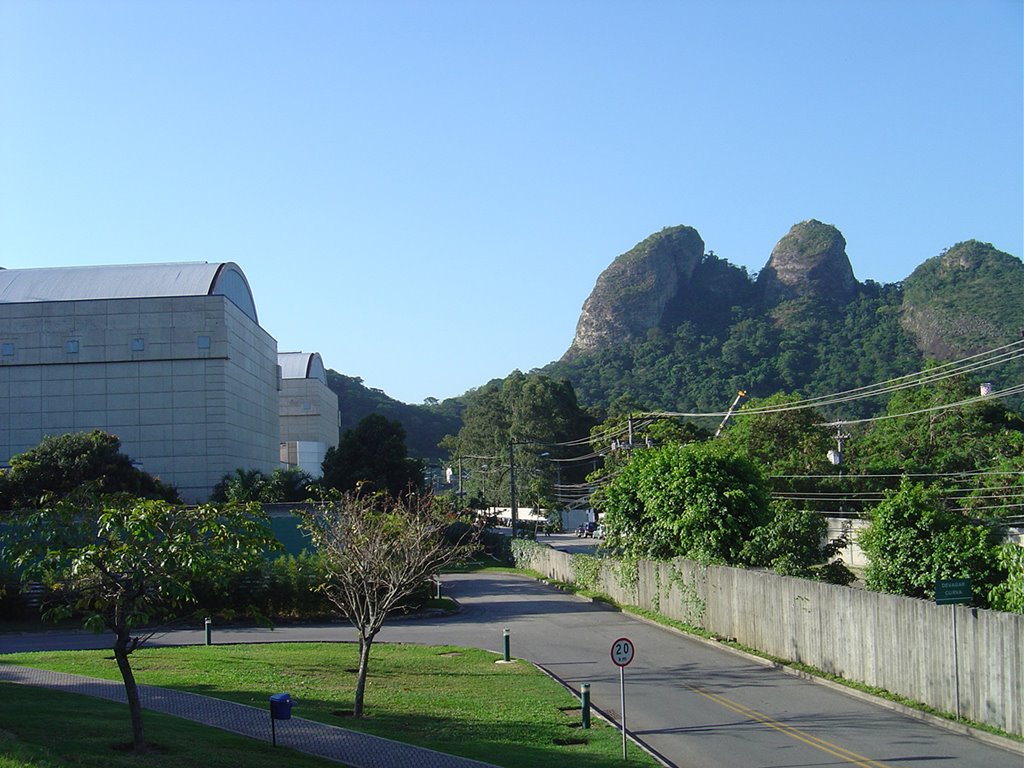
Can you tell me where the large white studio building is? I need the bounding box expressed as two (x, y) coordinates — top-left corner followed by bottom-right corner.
(0, 262), (339, 502)
(278, 350), (340, 478)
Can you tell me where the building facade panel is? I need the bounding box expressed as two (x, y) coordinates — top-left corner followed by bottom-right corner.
(0, 266), (280, 503)
(277, 351), (339, 478)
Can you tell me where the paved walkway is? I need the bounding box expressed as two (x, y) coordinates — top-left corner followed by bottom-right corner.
(0, 663), (498, 768)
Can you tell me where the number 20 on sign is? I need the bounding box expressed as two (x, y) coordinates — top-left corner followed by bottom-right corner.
(611, 637), (634, 667)
(610, 637), (635, 759)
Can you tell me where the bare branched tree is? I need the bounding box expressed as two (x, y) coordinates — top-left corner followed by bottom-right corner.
(299, 491), (479, 717)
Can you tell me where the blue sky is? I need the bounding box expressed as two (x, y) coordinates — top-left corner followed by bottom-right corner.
(1, 0), (1021, 405)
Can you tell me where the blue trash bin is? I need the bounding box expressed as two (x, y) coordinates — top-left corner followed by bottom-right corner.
(270, 692), (293, 720)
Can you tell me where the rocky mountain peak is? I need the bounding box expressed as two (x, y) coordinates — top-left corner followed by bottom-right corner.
(901, 240), (1024, 359)
(563, 226), (705, 359)
(935, 239), (1005, 273)
(757, 220), (858, 308)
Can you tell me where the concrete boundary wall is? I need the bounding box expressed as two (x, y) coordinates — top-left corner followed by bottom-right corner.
(517, 545), (1023, 737)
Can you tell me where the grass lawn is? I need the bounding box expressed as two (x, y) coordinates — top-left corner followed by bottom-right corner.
(1, 643), (656, 767)
(0, 682), (339, 768)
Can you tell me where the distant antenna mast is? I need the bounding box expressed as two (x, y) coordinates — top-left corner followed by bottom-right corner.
(714, 390), (747, 438)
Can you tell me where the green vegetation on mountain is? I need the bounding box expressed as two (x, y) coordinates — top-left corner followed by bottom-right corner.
(325, 227), (1020, 471)
(901, 239), (1024, 357)
(324, 223), (1021, 612)
(549, 294), (924, 421)
(545, 228), (1021, 421)
(325, 370), (462, 461)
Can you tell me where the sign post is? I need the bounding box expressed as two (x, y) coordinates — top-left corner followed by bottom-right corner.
(611, 637), (635, 760)
(935, 578), (972, 719)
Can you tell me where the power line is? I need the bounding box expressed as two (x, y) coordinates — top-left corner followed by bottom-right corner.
(640, 339), (1024, 421)
(823, 382), (1024, 426)
(772, 469), (1023, 479)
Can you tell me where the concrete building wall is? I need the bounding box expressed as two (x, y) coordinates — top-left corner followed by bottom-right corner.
(0, 293), (279, 502)
(278, 354), (339, 478)
(279, 377), (339, 447)
(279, 440), (329, 477)
(824, 515), (870, 567)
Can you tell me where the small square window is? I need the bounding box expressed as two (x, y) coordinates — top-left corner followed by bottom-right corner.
(197, 335), (211, 349)
(1, 342), (14, 356)
(66, 340), (80, 353)
(131, 338), (145, 352)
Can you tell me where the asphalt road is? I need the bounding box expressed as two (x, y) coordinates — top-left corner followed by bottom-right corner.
(536, 531), (602, 554)
(2, 570), (1020, 768)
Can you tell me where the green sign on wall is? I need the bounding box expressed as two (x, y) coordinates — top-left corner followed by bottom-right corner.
(935, 578), (972, 605)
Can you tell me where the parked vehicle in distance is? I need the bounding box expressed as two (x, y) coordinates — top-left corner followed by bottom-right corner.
(575, 521), (597, 538)
(593, 524), (604, 539)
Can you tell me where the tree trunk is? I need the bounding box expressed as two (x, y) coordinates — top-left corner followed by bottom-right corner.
(113, 628), (146, 752)
(353, 633), (374, 718)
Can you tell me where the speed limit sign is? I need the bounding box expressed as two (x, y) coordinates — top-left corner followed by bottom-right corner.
(610, 637), (635, 758)
(611, 637), (634, 667)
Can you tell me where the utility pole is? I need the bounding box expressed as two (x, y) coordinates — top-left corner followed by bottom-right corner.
(827, 426), (851, 476)
(828, 426), (851, 521)
(715, 390), (747, 438)
(509, 439), (518, 534)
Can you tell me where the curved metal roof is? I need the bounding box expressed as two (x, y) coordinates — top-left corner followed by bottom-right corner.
(0, 262), (259, 323)
(278, 351), (327, 383)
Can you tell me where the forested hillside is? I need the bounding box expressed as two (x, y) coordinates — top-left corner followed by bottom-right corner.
(328, 221), (1022, 456)
(325, 370), (463, 460)
(545, 222), (1023, 419)
(333, 220), (1023, 615)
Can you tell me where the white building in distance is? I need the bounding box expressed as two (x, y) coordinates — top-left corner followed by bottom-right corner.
(278, 351), (340, 478)
(0, 262), (280, 502)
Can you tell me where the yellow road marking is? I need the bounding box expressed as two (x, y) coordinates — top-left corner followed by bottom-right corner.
(686, 684), (891, 768)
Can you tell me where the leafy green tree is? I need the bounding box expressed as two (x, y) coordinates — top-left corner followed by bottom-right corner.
(210, 466), (314, 503)
(584, 410), (707, 509)
(597, 441), (770, 563)
(321, 414), (424, 497)
(718, 394), (834, 476)
(958, 435), (1024, 521)
(264, 466), (314, 502)
(852, 373), (1024, 481)
(717, 394), (846, 515)
(2, 497), (277, 751)
(442, 372), (596, 511)
(848, 373), (1024, 535)
(210, 467), (268, 503)
(0, 431), (178, 509)
(299, 491), (478, 718)
(858, 480), (1004, 605)
(742, 500), (854, 583)
(988, 544), (1024, 613)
